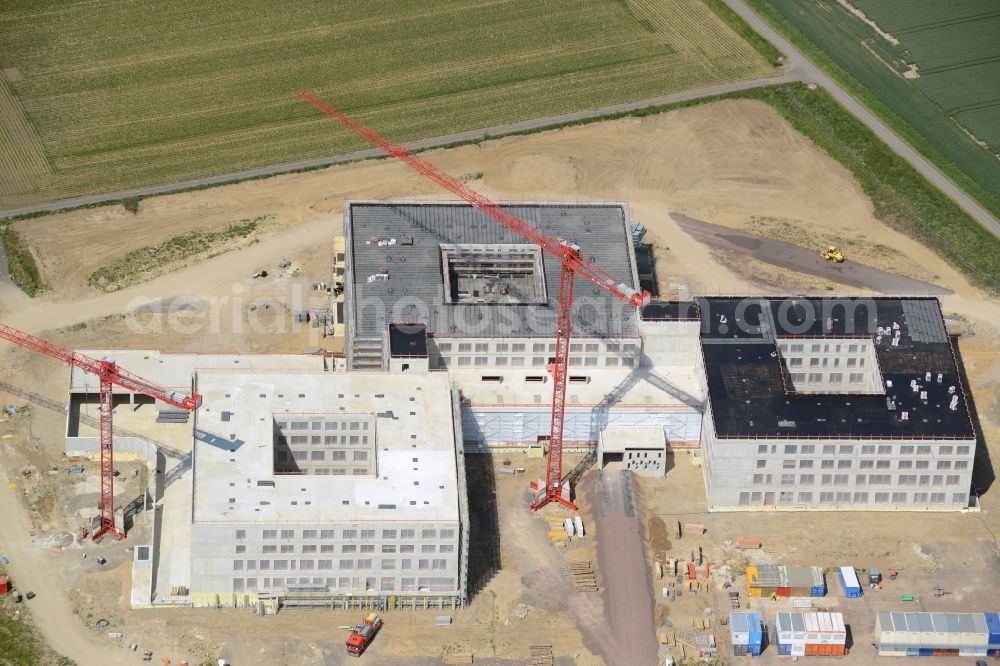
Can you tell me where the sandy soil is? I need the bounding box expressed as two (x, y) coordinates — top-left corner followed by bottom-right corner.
(8, 99), (1000, 339)
(2, 98), (1000, 665)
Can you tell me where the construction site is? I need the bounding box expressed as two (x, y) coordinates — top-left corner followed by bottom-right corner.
(2, 96), (1000, 666)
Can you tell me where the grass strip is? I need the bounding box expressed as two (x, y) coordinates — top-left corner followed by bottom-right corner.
(1, 225), (46, 296)
(86, 215), (273, 292)
(0, 568), (76, 665)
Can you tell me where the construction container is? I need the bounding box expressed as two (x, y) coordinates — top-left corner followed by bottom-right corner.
(985, 613), (1000, 647)
(0, 575), (7, 595)
(563, 518), (575, 538)
(875, 611), (994, 656)
(786, 566), (826, 597)
(869, 567), (882, 585)
(839, 566), (862, 598)
(776, 612), (846, 657)
(749, 565), (825, 598)
(730, 612), (763, 656)
(574, 516), (585, 537)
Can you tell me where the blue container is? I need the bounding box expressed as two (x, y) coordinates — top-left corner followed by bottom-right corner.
(838, 567), (862, 598)
(748, 644), (762, 656)
(919, 648), (933, 656)
(777, 643), (791, 656)
(810, 584), (826, 597)
(985, 612), (1000, 646)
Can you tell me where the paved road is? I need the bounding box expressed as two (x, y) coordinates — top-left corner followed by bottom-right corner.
(672, 212), (953, 295)
(0, 73), (798, 219)
(722, 0), (1000, 239)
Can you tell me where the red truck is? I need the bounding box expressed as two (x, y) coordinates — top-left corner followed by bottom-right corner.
(346, 613), (383, 657)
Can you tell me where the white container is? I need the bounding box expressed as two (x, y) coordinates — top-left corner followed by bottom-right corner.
(574, 516), (585, 537)
(563, 518), (575, 537)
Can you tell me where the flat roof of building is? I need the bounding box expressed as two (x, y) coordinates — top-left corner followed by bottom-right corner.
(599, 426), (666, 453)
(345, 201), (641, 339)
(192, 368), (461, 524)
(694, 297), (975, 439)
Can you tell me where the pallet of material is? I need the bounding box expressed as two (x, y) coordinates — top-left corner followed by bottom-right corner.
(529, 644), (554, 666)
(571, 561), (599, 591)
(442, 652), (474, 665)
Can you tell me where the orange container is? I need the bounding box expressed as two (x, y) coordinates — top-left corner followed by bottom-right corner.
(804, 643), (846, 656)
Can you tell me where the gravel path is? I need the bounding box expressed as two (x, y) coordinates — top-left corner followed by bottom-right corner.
(586, 470), (659, 666)
(671, 212), (953, 295)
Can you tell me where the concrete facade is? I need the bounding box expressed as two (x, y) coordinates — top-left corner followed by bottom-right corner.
(597, 426), (668, 476)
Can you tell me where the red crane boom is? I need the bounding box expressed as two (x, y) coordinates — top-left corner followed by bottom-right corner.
(298, 91), (650, 510)
(0, 324), (201, 539)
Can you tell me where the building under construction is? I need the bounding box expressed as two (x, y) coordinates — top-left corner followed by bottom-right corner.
(343, 201), (977, 511)
(54, 202), (979, 609)
(65, 352), (469, 610)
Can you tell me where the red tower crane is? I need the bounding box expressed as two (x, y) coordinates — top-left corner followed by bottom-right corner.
(0, 324), (202, 539)
(298, 91), (650, 510)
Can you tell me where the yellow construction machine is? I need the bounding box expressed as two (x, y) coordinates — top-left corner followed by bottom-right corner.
(820, 245), (845, 263)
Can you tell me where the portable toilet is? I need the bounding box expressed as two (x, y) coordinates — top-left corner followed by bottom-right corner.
(838, 566), (862, 598)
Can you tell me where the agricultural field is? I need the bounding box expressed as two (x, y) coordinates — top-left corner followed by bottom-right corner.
(0, 0), (776, 210)
(746, 0), (1000, 220)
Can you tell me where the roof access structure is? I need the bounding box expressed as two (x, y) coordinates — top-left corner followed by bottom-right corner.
(299, 91), (650, 510)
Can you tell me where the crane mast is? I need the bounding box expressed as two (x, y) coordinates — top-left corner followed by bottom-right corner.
(0, 324), (201, 539)
(299, 92), (650, 510)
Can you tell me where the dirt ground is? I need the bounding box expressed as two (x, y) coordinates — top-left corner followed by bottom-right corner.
(2, 98), (1000, 665)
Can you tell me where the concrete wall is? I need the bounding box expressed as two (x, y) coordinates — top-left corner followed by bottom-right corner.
(189, 520), (463, 602)
(429, 336), (642, 371)
(778, 338), (882, 394)
(461, 406), (702, 448)
(701, 406), (976, 511)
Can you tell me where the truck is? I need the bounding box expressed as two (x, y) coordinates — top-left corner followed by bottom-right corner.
(346, 613), (383, 657)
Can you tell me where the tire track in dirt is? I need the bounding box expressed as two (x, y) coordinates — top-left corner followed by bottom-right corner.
(671, 212), (953, 295)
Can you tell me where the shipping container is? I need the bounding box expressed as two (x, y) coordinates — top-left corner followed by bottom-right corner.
(985, 612), (1000, 646)
(730, 611), (763, 647)
(839, 566), (862, 598)
(0, 575), (8, 595)
(804, 643), (846, 656)
(876, 611), (993, 652)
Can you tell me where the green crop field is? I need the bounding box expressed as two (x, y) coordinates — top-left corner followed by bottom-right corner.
(851, 0), (1000, 149)
(745, 0), (1000, 221)
(0, 0), (774, 209)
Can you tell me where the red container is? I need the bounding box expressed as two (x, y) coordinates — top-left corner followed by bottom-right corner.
(0, 576), (8, 595)
(777, 587), (791, 597)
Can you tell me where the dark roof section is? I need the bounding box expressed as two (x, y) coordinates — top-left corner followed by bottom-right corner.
(699, 297), (974, 439)
(388, 323), (428, 357)
(346, 202), (641, 339)
(642, 300), (701, 321)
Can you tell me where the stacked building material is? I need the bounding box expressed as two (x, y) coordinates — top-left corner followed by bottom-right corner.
(775, 612), (847, 656)
(745, 565), (826, 598)
(571, 561), (598, 592)
(839, 566), (863, 598)
(730, 611), (764, 656)
(876, 611), (1000, 657)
